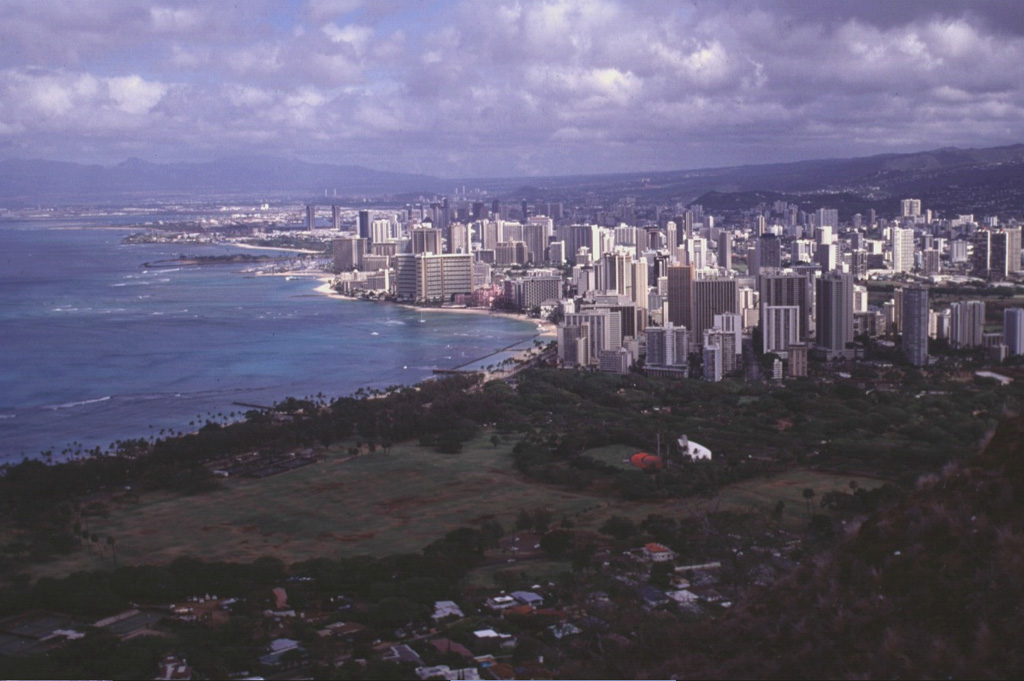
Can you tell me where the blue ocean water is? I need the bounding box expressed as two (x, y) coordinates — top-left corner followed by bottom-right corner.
(0, 219), (538, 463)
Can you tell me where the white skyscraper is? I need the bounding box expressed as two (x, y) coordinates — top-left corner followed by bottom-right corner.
(949, 301), (985, 348)
(892, 226), (915, 273)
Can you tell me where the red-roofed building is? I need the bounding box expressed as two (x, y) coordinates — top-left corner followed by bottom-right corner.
(429, 637), (474, 659)
(643, 543), (676, 562)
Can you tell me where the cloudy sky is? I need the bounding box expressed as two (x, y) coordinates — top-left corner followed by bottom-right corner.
(1, 0), (1022, 177)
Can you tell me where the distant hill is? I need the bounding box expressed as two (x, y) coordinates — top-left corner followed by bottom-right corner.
(0, 156), (448, 205)
(497, 144), (1024, 216)
(2, 144), (1023, 212)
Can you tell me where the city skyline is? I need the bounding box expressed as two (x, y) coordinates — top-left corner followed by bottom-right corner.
(1, 1), (1023, 177)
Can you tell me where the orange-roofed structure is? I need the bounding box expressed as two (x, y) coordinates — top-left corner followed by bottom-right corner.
(630, 452), (663, 470)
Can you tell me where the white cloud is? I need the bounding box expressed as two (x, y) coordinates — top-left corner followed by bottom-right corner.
(2, 1), (1024, 175)
(322, 23), (374, 56)
(107, 75), (167, 114)
(150, 6), (205, 34)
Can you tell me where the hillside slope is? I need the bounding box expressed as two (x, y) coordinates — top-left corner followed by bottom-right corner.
(648, 414), (1024, 679)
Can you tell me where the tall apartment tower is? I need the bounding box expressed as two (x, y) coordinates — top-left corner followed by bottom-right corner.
(692, 278), (738, 345)
(306, 204), (316, 231)
(892, 226), (915, 273)
(816, 208), (839, 230)
(762, 306), (801, 357)
(949, 301), (985, 348)
(815, 273), (855, 360)
(759, 272), (812, 341)
(666, 264), (695, 330)
(717, 231), (733, 271)
(975, 228), (1023, 279)
(902, 287), (929, 367)
(358, 210), (371, 240)
(757, 234), (782, 270)
(645, 322), (690, 368)
(332, 205), (342, 231)
(412, 227), (442, 255)
(449, 223), (472, 254)
(1004, 307), (1024, 356)
(901, 198), (922, 217)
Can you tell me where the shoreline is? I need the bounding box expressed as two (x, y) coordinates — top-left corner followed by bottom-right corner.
(309, 276), (557, 336)
(309, 277), (556, 381)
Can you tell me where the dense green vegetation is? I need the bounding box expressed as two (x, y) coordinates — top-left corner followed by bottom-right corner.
(2, 367), (1019, 571)
(2, 363), (1023, 679)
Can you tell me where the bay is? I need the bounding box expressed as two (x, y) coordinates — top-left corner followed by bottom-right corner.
(0, 218), (538, 463)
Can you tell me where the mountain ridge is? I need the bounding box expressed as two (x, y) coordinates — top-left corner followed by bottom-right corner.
(1, 143), (1023, 209)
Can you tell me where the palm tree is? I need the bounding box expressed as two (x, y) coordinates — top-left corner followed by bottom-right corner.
(802, 488), (815, 513)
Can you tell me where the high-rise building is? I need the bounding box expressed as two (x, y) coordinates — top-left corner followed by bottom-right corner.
(762, 305), (801, 357)
(702, 338), (723, 382)
(692, 278), (738, 345)
(717, 231), (732, 271)
(757, 234), (782, 270)
(901, 198), (922, 217)
(902, 287), (929, 367)
(1004, 307), (1024, 355)
(563, 308), (622, 363)
(975, 228), (1022, 279)
(712, 312), (743, 363)
(412, 227), (442, 255)
(557, 224), (600, 265)
(786, 343), (808, 378)
(494, 241), (528, 266)
(449, 223), (472, 254)
(358, 210), (371, 240)
(558, 324), (590, 366)
(666, 264), (694, 330)
(630, 257), (650, 312)
(703, 327), (736, 373)
(503, 275), (562, 312)
(332, 236), (366, 272)
(645, 322), (690, 368)
(394, 253), (473, 302)
(332, 205), (342, 231)
(371, 218), (395, 244)
(759, 272), (812, 341)
(306, 204), (316, 231)
(949, 300), (985, 348)
(667, 220), (680, 252)
(892, 226), (915, 273)
(816, 208), (839, 230)
(523, 220), (552, 264)
(816, 273), (855, 359)
(817, 242), (838, 273)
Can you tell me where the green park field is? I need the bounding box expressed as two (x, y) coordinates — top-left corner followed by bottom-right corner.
(30, 432), (887, 580)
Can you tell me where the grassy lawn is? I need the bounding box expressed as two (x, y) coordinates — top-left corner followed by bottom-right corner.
(579, 444), (643, 471)
(32, 434), (617, 578)
(716, 470), (889, 529)
(25, 432), (893, 580)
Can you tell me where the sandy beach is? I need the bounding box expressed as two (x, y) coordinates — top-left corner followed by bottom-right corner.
(228, 241), (324, 255)
(309, 277), (557, 380)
